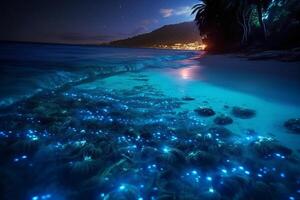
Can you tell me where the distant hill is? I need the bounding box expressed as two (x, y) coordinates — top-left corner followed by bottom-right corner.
(108, 22), (201, 48)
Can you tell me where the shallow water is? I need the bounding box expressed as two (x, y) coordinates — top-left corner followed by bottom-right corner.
(0, 43), (194, 106)
(0, 43), (299, 200)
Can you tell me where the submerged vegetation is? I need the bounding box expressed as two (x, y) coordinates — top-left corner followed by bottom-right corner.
(0, 70), (299, 200)
(192, 0), (300, 52)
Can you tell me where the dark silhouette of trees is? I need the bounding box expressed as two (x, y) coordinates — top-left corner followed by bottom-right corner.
(192, 0), (241, 51)
(249, 0), (272, 39)
(192, 0), (300, 51)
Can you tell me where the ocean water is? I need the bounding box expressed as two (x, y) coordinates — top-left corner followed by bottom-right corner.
(0, 43), (193, 106)
(0, 43), (300, 200)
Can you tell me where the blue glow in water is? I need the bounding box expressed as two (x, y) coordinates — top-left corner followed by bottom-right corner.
(119, 185), (126, 191)
(162, 146), (170, 153)
(245, 171), (250, 175)
(1, 44), (300, 200)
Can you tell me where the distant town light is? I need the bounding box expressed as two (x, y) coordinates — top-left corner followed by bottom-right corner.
(153, 41), (206, 51)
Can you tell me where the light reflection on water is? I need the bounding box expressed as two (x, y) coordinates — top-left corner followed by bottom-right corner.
(173, 65), (204, 81)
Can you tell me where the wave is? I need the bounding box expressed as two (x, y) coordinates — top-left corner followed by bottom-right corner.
(0, 43), (198, 107)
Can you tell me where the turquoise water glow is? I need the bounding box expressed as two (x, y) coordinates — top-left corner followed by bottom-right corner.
(0, 43), (299, 200)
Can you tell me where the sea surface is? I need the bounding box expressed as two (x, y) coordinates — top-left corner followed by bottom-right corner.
(0, 43), (299, 200)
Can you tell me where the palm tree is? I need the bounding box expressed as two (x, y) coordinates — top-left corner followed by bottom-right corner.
(192, 0), (224, 34)
(192, 0), (228, 50)
(192, 0), (246, 51)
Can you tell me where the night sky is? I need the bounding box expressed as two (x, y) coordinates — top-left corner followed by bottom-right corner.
(0, 0), (198, 44)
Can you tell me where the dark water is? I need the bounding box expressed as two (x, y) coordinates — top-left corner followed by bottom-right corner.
(0, 43), (299, 200)
(0, 43), (194, 106)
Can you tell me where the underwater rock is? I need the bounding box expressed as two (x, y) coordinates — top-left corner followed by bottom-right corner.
(238, 182), (273, 200)
(223, 143), (244, 156)
(188, 150), (218, 170)
(231, 106), (255, 119)
(140, 146), (158, 162)
(194, 107), (215, 117)
(124, 128), (138, 137)
(11, 140), (40, 154)
(217, 177), (244, 199)
(182, 96), (195, 101)
(69, 159), (100, 180)
(107, 185), (139, 200)
(208, 127), (233, 138)
(224, 105), (230, 109)
(80, 144), (102, 159)
(284, 118), (300, 134)
(197, 191), (221, 200)
(156, 148), (186, 167)
(85, 119), (103, 131)
(213, 115), (233, 125)
(250, 137), (292, 158)
(139, 129), (152, 140)
(158, 170), (183, 193)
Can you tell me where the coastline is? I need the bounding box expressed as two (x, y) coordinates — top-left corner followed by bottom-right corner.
(0, 44), (300, 199)
(203, 48), (300, 62)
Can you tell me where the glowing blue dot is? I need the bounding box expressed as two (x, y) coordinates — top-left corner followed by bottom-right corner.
(32, 196), (39, 200)
(245, 171), (250, 175)
(280, 173), (285, 178)
(209, 188), (214, 193)
(100, 193), (105, 197)
(206, 176), (212, 181)
(192, 170), (197, 175)
(41, 194), (51, 199)
(221, 169), (227, 174)
(119, 185), (126, 190)
(257, 173), (262, 177)
(163, 147), (170, 153)
(138, 198), (143, 200)
(22, 155), (27, 159)
(239, 166), (244, 170)
(289, 197), (295, 200)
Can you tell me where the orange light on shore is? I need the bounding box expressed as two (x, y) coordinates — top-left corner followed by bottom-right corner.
(153, 41), (207, 51)
(200, 44), (207, 50)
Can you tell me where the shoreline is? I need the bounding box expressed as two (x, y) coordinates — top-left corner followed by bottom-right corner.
(204, 48), (300, 62)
